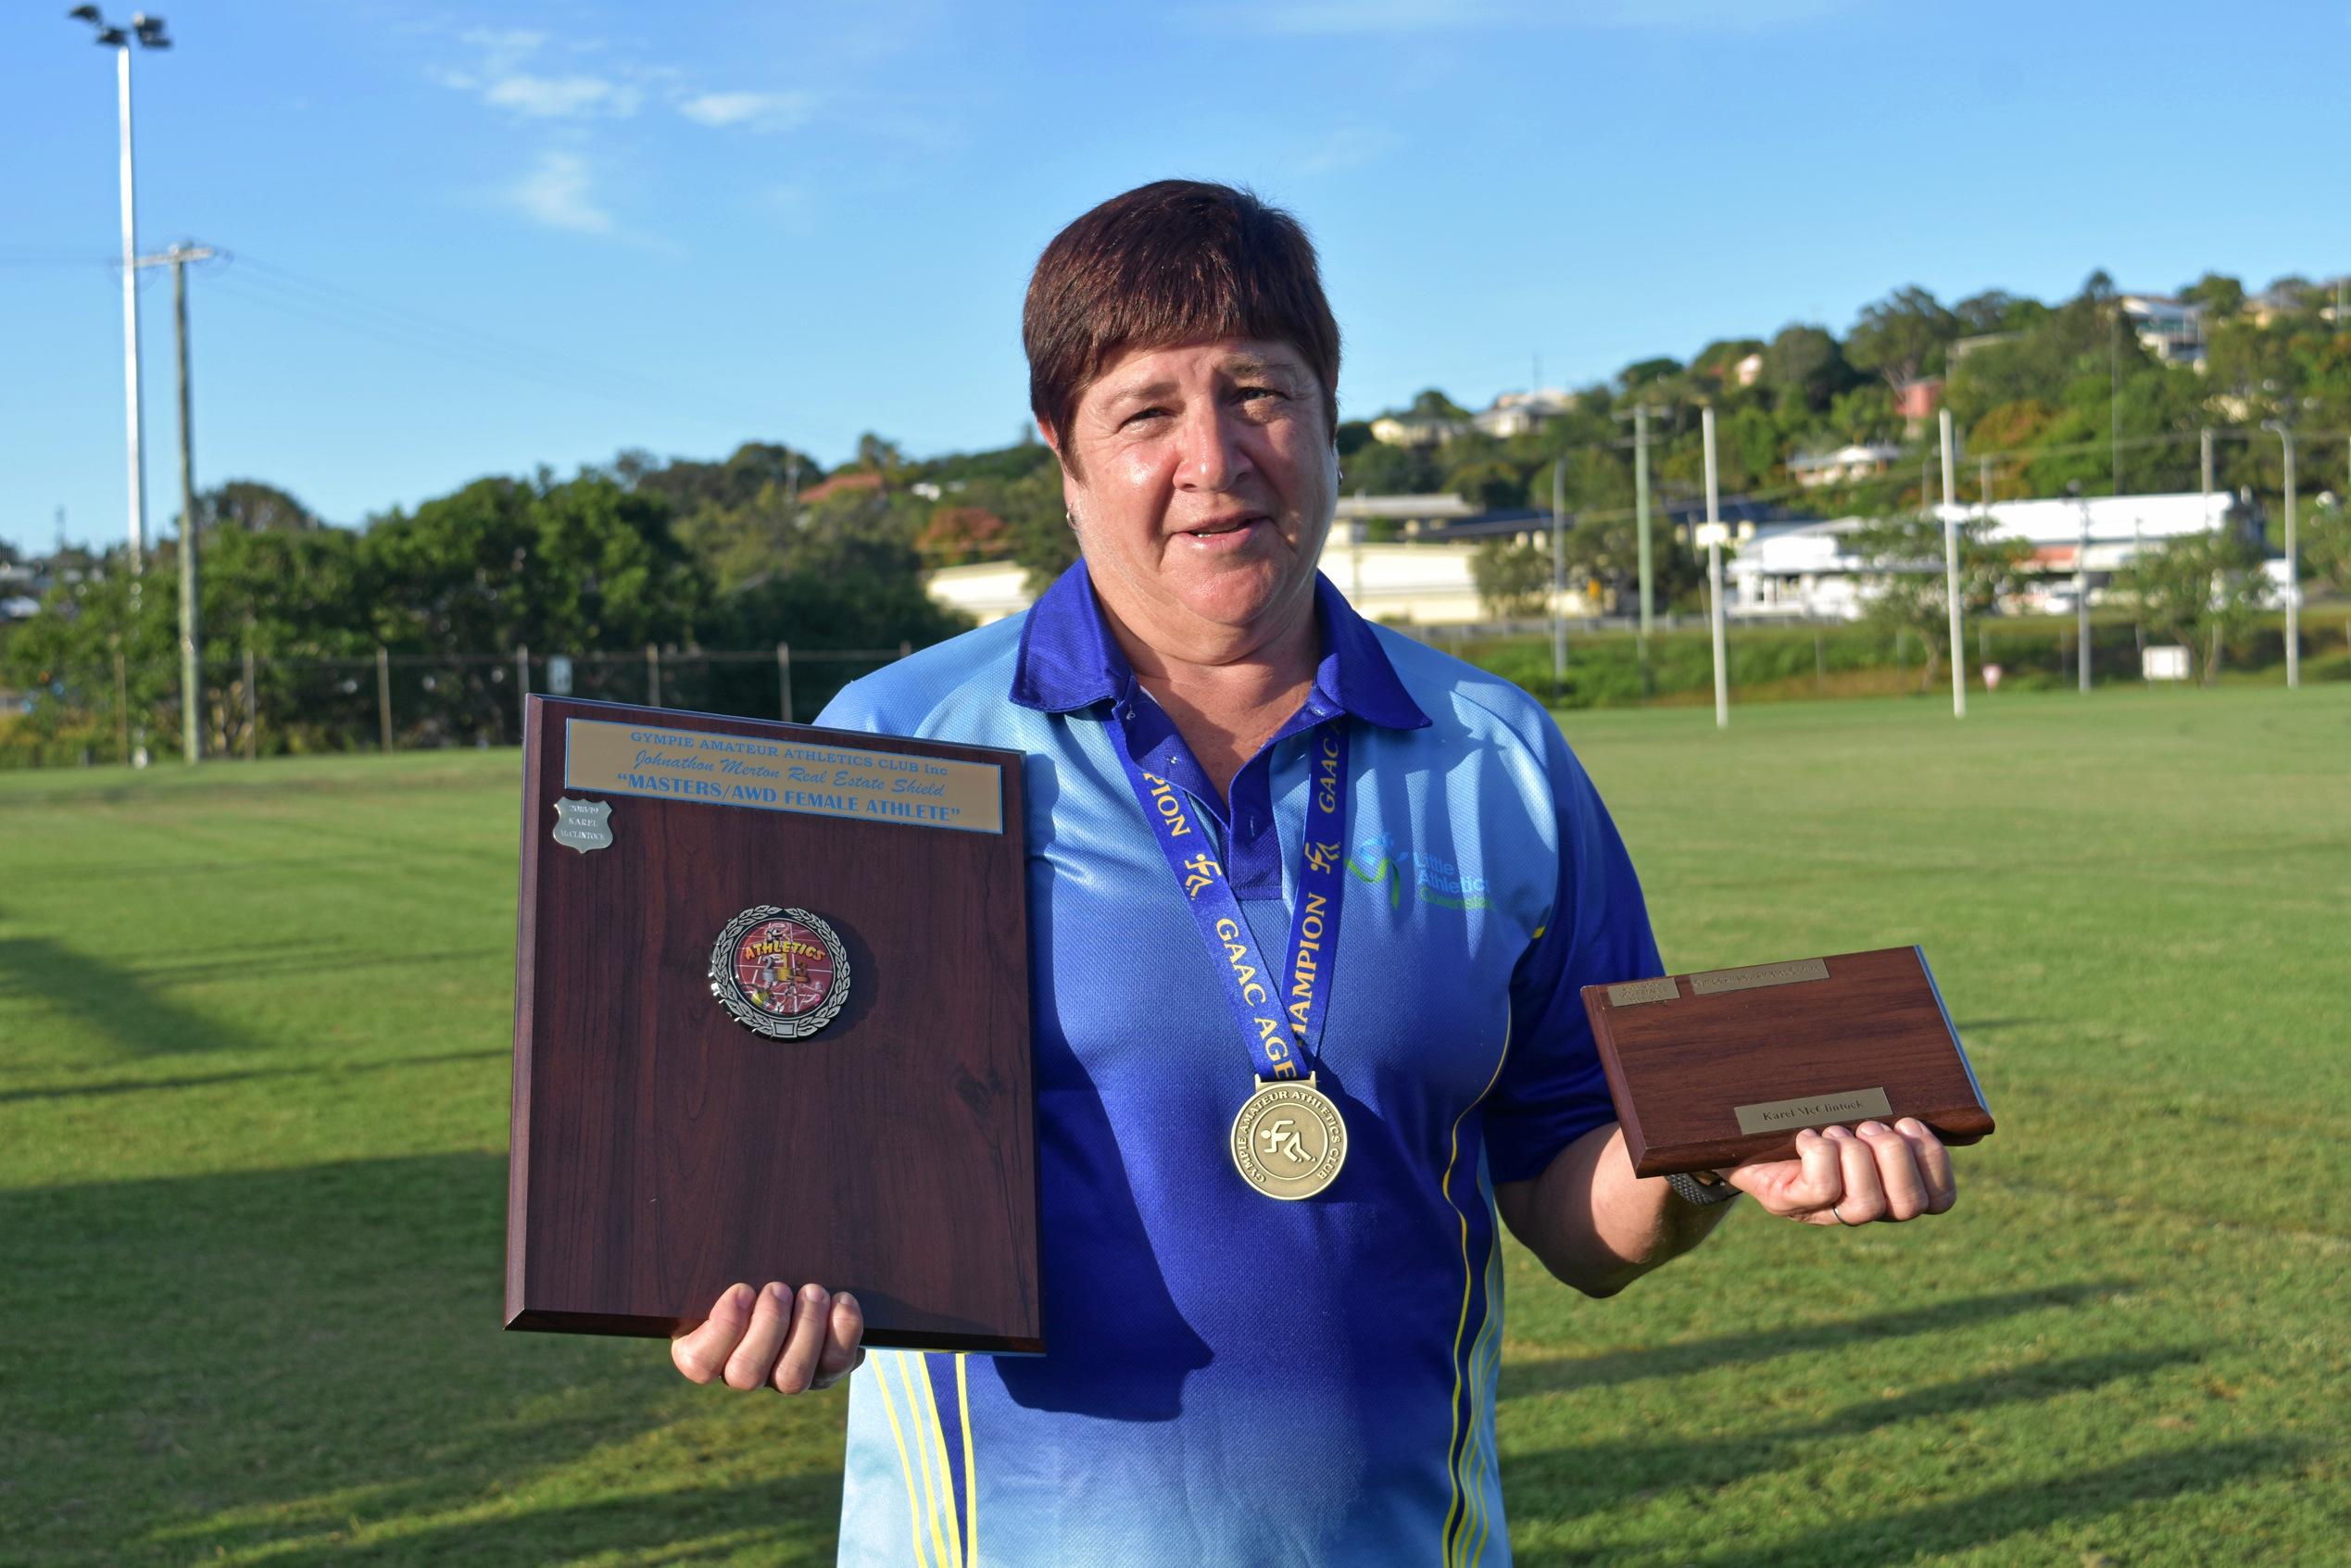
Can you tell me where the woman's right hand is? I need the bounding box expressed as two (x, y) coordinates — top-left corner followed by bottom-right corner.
(670, 1281), (866, 1394)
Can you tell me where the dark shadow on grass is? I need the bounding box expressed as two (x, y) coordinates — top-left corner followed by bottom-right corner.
(1501, 1283), (2126, 1399)
(0, 1153), (845, 1566)
(1502, 1346), (2202, 1539)
(0, 934), (255, 1057)
(0, 1047), (507, 1105)
(1679, 1440), (2299, 1568)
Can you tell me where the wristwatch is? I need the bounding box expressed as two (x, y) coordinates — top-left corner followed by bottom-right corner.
(1666, 1169), (1740, 1208)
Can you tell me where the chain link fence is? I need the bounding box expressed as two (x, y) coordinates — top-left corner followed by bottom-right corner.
(0, 643), (915, 769)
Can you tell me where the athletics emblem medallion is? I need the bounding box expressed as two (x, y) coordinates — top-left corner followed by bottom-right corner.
(709, 906), (852, 1040)
(1229, 1073), (1348, 1200)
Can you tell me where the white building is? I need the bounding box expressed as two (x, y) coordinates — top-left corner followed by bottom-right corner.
(2118, 294), (2206, 367)
(1368, 414), (1468, 448)
(1729, 491), (2248, 620)
(926, 532), (1602, 631)
(1788, 443), (1905, 488)
(1471, 389), (1577, 440)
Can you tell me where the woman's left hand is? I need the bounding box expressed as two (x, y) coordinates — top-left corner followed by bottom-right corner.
(1723, 1119), (1957, 1226)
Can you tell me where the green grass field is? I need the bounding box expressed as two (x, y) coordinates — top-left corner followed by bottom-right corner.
(4, 688), (2345, 1565)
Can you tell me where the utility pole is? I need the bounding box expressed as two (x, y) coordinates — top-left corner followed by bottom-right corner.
(1616, 405), (1665, 696)
(2265, 421), (2299, 688)
(1700, 408), (1728, 730)
(1939, 408), (1967, 718)
(69, 7), (174, 573)
(2108, 305), (2123, 495)
(1550, 456), (1568, 703)
(1979, 456), (1993, 508)
(167, 243), (212, 763)
(2072, 483), (2093, 693)
(2199, 426), (2214, 503)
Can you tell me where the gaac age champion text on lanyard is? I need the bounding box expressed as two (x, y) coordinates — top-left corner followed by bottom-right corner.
(1109, 710), (1352, 1200)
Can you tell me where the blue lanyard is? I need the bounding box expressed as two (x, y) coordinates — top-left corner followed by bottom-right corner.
(1108, 705), (1351, 1083)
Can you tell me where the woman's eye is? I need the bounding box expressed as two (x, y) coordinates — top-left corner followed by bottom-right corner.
(1123, 407), (1169, 427)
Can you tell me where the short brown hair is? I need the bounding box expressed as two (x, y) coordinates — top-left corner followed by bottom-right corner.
(1024, 181), (1341, 455)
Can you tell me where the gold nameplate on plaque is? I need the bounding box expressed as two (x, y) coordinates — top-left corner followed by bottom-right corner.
(1734, 1086), (1893, 1135)
(1606, 978), (1679, 1007)
(563, 718), (1004, 834)
(1689, 958), (1831, 996)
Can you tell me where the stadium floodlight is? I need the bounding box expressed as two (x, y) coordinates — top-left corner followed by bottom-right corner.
(65, 5), (173, 576)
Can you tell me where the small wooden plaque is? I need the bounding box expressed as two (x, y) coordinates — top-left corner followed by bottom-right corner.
(507, 696), (1042, 1353)
(1581, 946), (1993, 1177)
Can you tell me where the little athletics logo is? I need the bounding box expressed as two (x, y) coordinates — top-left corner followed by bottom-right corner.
(1229, 1076), (1348, 1200)
(709, 907), (852, 1040)
(1346, 834), (1490, 912)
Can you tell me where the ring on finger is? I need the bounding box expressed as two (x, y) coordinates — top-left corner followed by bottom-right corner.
(1831, 1200), (1852, 1226)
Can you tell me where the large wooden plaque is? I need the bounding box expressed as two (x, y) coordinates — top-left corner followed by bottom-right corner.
(1582, 946), (1994, 1177)
(507, 696), (1041, 1353)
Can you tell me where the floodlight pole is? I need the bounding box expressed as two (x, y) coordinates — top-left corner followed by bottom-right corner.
(116, 43), (149, 574)
(1701, 408), (1728, 730)
(71, 10), (172, 574)
(1939, 408), (1967, 718)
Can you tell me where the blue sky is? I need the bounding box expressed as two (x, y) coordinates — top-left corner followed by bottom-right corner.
(5, 0), (2346, 552)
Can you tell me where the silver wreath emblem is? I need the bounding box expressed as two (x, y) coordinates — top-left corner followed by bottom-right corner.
(708, 905), (852, 1040)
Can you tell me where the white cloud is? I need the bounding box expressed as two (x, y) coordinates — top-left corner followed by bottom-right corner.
(444, 26), (547, 83)
(483, 73), (642, 119)
(677, 90), (820, 131)
(506, 150), (615, 235)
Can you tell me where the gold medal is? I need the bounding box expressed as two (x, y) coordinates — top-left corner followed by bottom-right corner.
(1229, 1073), (1348, 1200)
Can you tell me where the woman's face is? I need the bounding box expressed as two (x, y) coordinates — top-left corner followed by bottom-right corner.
(1052, 336), (1336, 663)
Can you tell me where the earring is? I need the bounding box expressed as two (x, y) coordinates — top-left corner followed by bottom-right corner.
(1064, 508), (1075, 529)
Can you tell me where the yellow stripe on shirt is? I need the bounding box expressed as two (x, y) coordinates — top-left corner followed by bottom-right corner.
(1441, 1013), (1515, 1567)
(868, 1361), (932, 1568)
(956, 1353), (979, 1568)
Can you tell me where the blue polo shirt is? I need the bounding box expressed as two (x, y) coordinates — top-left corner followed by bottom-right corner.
(818, 562), (1660, 1567)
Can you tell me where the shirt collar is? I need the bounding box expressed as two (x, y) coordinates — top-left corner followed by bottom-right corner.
(1011, 559), (1429, 732)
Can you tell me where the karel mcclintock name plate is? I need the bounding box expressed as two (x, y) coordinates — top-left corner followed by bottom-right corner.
(1581, 946), (1994, 1178)
(507, 696), (1040, 1353)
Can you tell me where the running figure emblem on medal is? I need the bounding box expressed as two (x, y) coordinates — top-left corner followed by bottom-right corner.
(709, 906), (852, 1040)
(1230, 1073), (1349, 1199)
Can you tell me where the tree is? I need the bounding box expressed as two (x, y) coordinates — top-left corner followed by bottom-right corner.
(1447, 459), (1527, 512)
(2179, 272), (2245, 320)
(2121, 529), (2269, 684)
(1406, 388), (1470, 420)
(853, 433), (907, 476)
(2300, 502), (2351, 599)
(202, 479), (319, 533)
(916, 505), (1008, 567)
(1470, 537), (1549, 621)
(1845, 285), (1959, 394)
(1953, 290), (2043, 336)
(1847, 513), (2031, 692)
(1761, 323), (1854, 414)
(1618, 357), (1683, 392)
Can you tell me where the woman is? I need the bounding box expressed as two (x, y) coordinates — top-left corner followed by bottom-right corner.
(671, 181), (1957, 1564)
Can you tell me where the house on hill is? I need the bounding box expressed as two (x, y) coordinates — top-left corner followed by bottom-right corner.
(1728, 491), (2257, 620)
